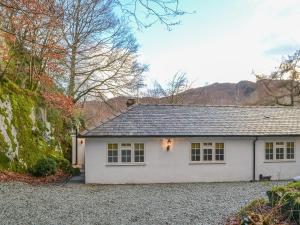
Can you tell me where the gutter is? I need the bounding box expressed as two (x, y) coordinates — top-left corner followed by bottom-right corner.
(79, 134), (300, 138)
(252, 137), (258, 182)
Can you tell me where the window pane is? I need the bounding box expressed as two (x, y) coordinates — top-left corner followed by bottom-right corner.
(107, 143), (118, 163)
(287, 142), (295, 159)
(265, 143), (273, 160)
(191, 143), (201, 161)
(203, 148), (212, 161)
(134, 143), (144, 162)
(215, 143), (224, 161)
(121, 150), (131, 162)
(276, 148), (284, 160)
(121, 143), (131, 147)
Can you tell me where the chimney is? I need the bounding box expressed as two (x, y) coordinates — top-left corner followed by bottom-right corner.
(126, 99), (136, 107)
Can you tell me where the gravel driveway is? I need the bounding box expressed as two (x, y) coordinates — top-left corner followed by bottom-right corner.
(0, 181), (286, 225)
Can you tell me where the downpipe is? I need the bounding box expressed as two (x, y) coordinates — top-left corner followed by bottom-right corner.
(252, 137), (258, 182)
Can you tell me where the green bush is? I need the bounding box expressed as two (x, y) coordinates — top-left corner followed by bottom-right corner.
(48, 154), (80, 176)
(267, 182), (300, 223)
(30, 157), (57, 177)
(287, 181), (300, 190)
(239, 198), (268, 216)
(267, 186), (289, 206)
(49, 155), (73, 174)
(56, 157), (72, 173)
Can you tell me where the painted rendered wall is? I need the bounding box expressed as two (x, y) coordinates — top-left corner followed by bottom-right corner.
(71, 135), (85, 166)
(255, 138), (300, 180)
(85, 137), (256, 184)
(85, 137), (300, 184)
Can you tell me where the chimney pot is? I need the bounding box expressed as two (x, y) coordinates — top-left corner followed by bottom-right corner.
(126, 99), (136, 107)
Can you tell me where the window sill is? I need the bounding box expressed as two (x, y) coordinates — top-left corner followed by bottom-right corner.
(106, 163), (146, 166)
(189, 161), (226, 165)
(264, 160), (296, 163)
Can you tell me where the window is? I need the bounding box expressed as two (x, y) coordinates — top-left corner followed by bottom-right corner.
(107, 143), (145, 164)
(191, 143), (201, 161)
(203, 143), (213, 161)
(107, 144), (118, 163)
(190, 142), (225, 163)
(265, 141), (295, 162)
(265, 142), (273, 160)
(121, 143), (132, 163)
(121, 150), (131, 162)
(276, 142), (284, 160)
(134, 143), (144, 162)
(215, 143), (224, 161)
(287, 142), (295, 159)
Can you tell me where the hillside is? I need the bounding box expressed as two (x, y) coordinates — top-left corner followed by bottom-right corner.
(80, 80), (278, 128)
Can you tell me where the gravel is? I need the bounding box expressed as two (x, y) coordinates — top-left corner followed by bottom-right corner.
(0, 181), (287, 225)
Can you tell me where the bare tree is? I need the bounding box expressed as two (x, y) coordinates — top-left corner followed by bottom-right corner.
(115, 0), (186, 30)
(1, 0), (185, 103)
(58, 0), (147, 103)
(147, 71), (189, 104)
(146, 81), (164, 103)
(256, 50), (300, 106)
(165, 71), (189, 103)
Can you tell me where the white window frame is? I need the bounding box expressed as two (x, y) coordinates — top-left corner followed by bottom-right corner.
(264, 141), (296, 163)
(134, 143), (145, 163)
(203, 143), (213, 161)
(265, 142), (274, 161)
(191, 143), (201, 162)
(120, 143), (132, 163)
(189, 141), (226, 164)
(107, 143), (118, 163)
(215, 143), (225, 161)
(287, 142), (295, 160)
(106, 143), (146, 166)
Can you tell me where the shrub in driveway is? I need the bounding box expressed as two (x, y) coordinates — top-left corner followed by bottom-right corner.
(267, 182), (300, 223)
(30, 157), (57, 177)
(230, 182), (300, 225)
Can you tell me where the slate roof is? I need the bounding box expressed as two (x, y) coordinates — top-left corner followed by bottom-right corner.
(81, 104), (300, 137)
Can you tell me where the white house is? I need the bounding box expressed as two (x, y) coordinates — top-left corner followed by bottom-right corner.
(75, 104), (300, 184)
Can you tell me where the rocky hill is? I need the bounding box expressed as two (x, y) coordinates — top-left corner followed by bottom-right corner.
(80, 80), (281, 128)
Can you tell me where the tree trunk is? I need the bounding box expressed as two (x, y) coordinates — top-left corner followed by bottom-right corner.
(68, 45), (77, 97)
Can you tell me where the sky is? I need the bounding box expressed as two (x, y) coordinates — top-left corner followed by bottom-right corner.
(135, 0), (300, 88)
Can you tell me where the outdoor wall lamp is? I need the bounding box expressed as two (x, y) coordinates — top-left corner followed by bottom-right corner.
(166, 138), (172, 151)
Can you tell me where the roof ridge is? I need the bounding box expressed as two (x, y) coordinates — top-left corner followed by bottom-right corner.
(80, 104), (137, 135)
(136, 103), (300, 108)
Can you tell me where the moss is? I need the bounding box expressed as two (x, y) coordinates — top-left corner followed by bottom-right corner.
(0, 80), (50, 171)
(0, 152), (10, 170)
(0, 77), (71, 172)
(0, 132), (9, 152)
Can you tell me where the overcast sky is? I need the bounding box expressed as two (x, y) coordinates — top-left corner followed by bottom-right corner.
(135, 0), (300, 88)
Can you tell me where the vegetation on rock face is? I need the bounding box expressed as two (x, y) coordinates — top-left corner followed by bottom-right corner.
(0, 1), (77, 173)
(0, 77), (73, 172)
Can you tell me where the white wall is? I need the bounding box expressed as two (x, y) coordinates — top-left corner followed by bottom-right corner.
(255, 137), (300, 180)
(71, 135), (85, 167)
(85, 137), (255, 184)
